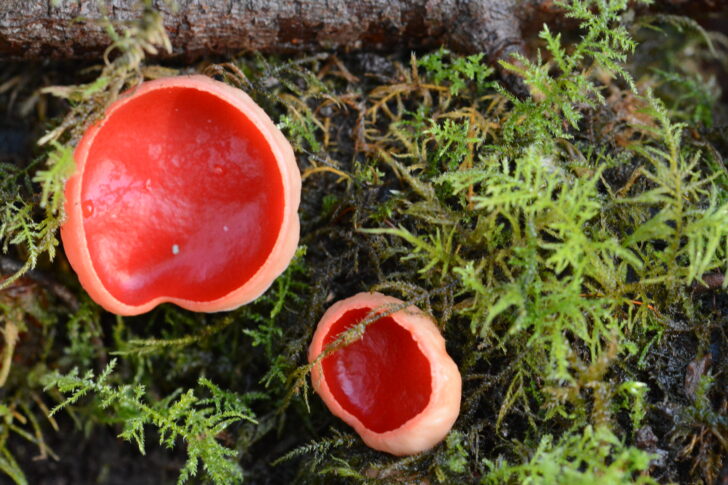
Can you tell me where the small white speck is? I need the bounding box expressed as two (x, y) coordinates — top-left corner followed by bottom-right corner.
(223, 225), (229, 232)
(148, 144), (162, 158)
(172, 244), (180, 255)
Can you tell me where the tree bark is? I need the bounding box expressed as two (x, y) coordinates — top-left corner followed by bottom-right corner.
(0, 0), (723, 62)
(0, 0), (523, 63)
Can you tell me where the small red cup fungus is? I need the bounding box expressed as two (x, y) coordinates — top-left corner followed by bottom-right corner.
(62, 76), (300, 315)
(308, 292), (461, 456)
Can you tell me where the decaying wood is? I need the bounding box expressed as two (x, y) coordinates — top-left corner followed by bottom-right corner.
(0, 0), (523, 62)
(516, 0), (726, 37)
(0, 0), (724, 62)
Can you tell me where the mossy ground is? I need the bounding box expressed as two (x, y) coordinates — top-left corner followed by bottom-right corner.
(0, 1), (726, 484)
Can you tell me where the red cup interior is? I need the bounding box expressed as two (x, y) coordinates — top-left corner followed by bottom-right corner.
(80, 86), (284, 305)
(321, 307), (433, 433)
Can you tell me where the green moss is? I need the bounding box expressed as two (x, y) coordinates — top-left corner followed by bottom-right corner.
(43, 360), (258, 484)
(483, 425), (657, 485)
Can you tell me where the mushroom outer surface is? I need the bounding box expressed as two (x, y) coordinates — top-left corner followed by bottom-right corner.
(61, 75), (300, 315)
(308, 292), (461, 456)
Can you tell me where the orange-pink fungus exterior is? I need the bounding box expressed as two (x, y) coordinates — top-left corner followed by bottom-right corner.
(308, 292), (461, 456)
(62, 76), (300, 315)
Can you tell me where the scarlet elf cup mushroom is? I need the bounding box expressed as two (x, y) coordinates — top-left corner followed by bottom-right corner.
(62, 76), (301, 315)
(308, 292), (462, 456)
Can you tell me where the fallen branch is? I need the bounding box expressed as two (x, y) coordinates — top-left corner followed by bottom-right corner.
(0, 0), (524, 62)
(2, 0), (724, 63)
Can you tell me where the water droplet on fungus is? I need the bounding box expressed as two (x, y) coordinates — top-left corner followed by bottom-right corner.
(82, 200), (94, 218)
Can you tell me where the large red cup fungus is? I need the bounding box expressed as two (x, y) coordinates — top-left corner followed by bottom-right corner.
(62, 76), (300, 315)
(308, 292), (461, 456)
